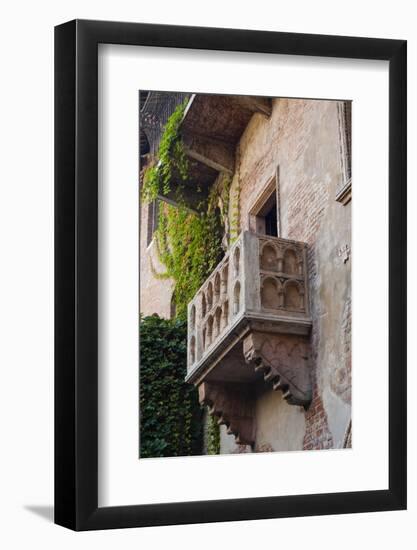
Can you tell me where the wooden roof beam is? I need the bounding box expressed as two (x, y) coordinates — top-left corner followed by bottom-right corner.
(182, 133), (235, 175)
(232, 96), (272, 117)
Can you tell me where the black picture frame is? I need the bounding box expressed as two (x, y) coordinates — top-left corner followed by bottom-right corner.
(55, 19), (407, 531)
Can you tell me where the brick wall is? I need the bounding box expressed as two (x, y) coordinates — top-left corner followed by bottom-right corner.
(232, 97), (352, 451)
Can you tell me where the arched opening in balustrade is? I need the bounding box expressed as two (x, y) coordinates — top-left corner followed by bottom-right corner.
(190, 304), (196, 330)
(207, 282), (213, 310)
(261, 277), (280, 309)
(233, 246), (240, 277)
(222, 301), (229, 330)
(214, 307), (222, 338)
(214, 273), (221, 303)
(190, 336), (196, 364)
(221, 264), (229, 296)
(201, 293), (207, 318)
(284, 280), (301, 309)
(233, 281), (241, 315)
(260, 243), (278, 271)
(206, 315), (213, 347)
(283, 248), (298, 274)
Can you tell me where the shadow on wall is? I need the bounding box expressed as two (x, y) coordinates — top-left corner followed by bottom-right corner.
(24, 505), (54, 523)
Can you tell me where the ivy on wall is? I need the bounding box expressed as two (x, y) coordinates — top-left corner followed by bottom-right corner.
(206, 414), (221, 455)
(142, 101), (189, 203)
(154, 202), (223, 320)
(139, 315), (203, 458)
(211, 172), (232, 249)
(141, 102), (238, 455)
(229, 145), (242, 243)
(142, 103), (233, 320)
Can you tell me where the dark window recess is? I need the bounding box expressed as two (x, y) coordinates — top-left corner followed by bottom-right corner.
(264, 200), (278, 237)
(335, 101), (352, 205)
(251, 180), (279, 236)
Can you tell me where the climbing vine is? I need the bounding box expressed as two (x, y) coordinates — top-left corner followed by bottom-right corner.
(153, 202), (223, 319)
(143, 105), (231, 319)
(139, 315), (203, 458)
(229, 145), (242, 243)
(141, 103), (237, 455)
(142, 100), (189, 203)
(206, 414), (221, 455)
(210, 172), (232, 247)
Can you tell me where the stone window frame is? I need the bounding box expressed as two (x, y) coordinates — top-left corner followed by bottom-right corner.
(335, 101), (352, 205)
(248, 167), (281, 237)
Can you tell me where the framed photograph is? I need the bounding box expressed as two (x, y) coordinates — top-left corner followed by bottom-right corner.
(55, 20), (406, 530)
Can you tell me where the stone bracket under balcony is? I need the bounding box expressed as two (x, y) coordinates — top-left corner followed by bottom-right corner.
(243, 331), (312, 407)
(186, 231), (313, 446)
(198, 381), (255, 446)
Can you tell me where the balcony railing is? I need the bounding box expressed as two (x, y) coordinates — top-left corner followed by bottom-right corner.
(186, 231), (311, 382)
(186, 231), (313, 444)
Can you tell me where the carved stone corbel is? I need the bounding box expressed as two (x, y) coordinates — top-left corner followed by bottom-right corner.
(243, 332), (312, 408)
(198, 381), (255, 446)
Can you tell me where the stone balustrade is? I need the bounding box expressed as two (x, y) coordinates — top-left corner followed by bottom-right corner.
(186, 231), (313, 444)
(187, 231), (310, 377)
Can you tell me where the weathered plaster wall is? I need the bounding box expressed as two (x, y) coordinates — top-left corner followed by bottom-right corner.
(225, 97), (351, 453)
(219, 426), (233, 454)
(139, 201), (174, 319)
(219, 387), (306, 454)
(254, 388), (306, 452)
(219, 426), (249, 454)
